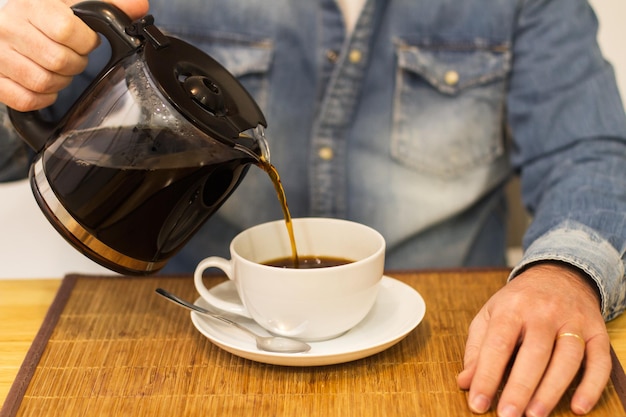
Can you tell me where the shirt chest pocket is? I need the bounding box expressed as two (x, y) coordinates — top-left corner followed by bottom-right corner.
(391, 41), (511, 178)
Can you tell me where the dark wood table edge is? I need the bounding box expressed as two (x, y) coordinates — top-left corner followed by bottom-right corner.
(0, 274), (79, 417)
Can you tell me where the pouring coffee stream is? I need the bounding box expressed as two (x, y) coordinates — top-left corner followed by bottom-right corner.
(237, 128), (300, 268)
(257, 159), (300, 268)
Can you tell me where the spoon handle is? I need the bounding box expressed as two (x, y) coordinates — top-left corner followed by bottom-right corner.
(155, 288), (257, 337)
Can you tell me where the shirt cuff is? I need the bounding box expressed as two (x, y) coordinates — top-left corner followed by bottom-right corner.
(509, 221), (626, 321)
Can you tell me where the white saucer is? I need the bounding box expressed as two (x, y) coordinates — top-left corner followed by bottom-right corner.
(190, 276), (426, 366)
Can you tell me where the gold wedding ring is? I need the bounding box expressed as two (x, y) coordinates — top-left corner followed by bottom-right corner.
(557, 332), (586, 348)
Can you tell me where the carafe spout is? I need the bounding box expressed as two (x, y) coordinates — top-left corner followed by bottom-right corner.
(236, 125), (271, 163)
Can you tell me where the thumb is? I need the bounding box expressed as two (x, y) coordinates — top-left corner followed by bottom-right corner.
(63, 0), (150, 21)
(106, 0), (149, 20)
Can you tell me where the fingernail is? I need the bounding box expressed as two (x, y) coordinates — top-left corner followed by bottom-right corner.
(469, 393), (491, 413)
(571, 398), (592, 415)
(526, 403), (548, 417)
(498, 403), (521, 417)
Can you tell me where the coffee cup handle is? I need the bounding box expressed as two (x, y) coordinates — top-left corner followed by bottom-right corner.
(193, 257), (253, 318)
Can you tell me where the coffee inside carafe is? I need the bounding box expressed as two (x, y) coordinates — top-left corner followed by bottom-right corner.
(38, 124), (257, 272)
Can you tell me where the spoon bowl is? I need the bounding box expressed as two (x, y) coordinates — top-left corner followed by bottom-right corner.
(155, 288), (311, 354)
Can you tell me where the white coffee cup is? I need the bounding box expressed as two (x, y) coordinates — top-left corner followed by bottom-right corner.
(194, 217), (386, 341)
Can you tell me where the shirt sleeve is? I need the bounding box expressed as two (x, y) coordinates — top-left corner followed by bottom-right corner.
(506, 0), (626, 321)
(0, 105), (30, 182)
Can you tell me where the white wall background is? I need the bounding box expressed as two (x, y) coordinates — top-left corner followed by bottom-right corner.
(0, 1), (624, 278)
(589, 0), (626, 97)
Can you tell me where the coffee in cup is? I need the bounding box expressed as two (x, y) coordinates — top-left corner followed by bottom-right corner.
(262, 255), (353, 268)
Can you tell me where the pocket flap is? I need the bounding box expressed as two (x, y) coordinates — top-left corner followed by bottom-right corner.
(396, 41), (511, 95)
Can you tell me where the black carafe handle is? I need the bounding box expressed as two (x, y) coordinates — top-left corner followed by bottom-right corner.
(7, 1), (141, 151)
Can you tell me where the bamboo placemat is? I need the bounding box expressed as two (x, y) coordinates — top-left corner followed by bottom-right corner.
(2, 269), (625, 417)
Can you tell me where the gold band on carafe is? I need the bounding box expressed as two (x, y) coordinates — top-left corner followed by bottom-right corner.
(32, 158), (167, 274)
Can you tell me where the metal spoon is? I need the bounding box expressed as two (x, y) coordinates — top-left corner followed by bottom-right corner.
(155, 288), (311, 354)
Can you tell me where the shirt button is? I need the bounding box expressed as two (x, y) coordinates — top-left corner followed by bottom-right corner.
(444, 70), (460, 86)
(318, 147), (334, 160)
(326, 50), (339, 63)
(349, 49), (362, 63)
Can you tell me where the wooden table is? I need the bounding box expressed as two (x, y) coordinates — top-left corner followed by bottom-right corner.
(2, 272), (626, 416)
(0, 279), (61, 403)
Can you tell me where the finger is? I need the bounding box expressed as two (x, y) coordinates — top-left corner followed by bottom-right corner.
(0, 76), (58, 111)
(465, 313), (522, 414)
(30, 1), (100, 57)
(457, 314), (488, 390)
(0, 3), (90, 85)
(0, 49), (73, 99)
(11, 28), (91, 78)
(570, 334), (612, 415)
(496, 328), (554, 417)
(524, 332), (586, 417)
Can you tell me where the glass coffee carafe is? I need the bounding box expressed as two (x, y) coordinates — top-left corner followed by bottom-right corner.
(8, 1), (269, 275)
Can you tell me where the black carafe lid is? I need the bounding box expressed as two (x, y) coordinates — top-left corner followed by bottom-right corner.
(127, 16), (267, 147)
(9, 4), (268, 154)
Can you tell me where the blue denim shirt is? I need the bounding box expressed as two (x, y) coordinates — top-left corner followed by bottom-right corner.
(1, 0), (625, 320)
